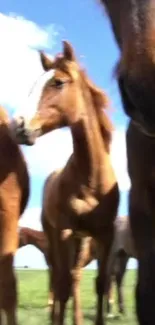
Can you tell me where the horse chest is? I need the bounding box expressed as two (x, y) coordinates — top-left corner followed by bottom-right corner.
(68, 194), (99, 217)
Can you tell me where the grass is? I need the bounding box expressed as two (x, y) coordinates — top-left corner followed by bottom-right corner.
(16, 269), (138, 324)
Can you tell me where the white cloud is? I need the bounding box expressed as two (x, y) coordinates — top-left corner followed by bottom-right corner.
(110, 128), (131, 191)
(0, 13), (57, 116)
(0, 12), (55, 49)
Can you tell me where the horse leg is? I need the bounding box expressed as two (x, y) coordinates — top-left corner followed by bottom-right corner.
(50, 233), (73, 325)
(50, 266), (70, 325)
(72, 237), (92, 325)
(129, 188), (155, 325)
(106, 279), (115, 318)
(52, 269), (72, 325)
(104, 236), (117, 318)
(106, 253), (118, 317)
(47, 268), (54, 311)
(115, 252), (128, 315)
(71, 266), (82, 325)
(6, 309), (17, 325)
(95, 229), (114, 325)
(0, 254), (17, 325)
(0, 209), (19, 325)
(135, 245), (155, 325)
(0, 311), (5, 325)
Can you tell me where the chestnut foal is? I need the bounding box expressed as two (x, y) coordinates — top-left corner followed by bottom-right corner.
(13, 41), (119, 325)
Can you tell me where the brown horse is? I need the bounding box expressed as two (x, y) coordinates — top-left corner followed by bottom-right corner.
(0, 106), (29, 325)
(12, 41), (119, 325)
(98, 2), (155, 324)
(18, 226), (53, 308)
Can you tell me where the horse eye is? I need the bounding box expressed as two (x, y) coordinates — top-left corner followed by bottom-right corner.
(54, 79), (65, 89)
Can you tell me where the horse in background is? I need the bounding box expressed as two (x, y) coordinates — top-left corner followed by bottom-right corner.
(106, 215), (137, 317)
(18, 227), (53, 309)
(0, 106), (29, 325)
(13, 41), (119, 325)
(99, 2), (155, 324)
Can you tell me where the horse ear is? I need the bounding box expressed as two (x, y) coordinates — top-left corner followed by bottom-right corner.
(63, 40), (76, 61)
(39, 51), (54, 71)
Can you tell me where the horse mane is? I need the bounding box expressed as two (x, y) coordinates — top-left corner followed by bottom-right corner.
(80, 70), (114, 152)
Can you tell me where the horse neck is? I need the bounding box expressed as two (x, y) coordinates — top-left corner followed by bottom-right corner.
(101, 0), (123, 48)
(104, 0), (155, 72)
(19, 230), (46, 254)
(70, 105), (111, 190)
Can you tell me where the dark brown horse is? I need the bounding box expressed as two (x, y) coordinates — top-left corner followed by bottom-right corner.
(12, 41), (119, 325)
(0, 106), (29, 325)
(98, 2), (155, 324)
(99, 0), (155, 135)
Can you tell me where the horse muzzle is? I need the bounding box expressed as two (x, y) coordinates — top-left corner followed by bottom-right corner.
(10, 116), (41, 146)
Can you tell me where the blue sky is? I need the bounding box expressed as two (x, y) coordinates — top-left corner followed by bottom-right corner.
(0, 1), (135, 268)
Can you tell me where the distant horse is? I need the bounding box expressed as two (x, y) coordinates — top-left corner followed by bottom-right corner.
(99, 1), (155, 324)
(106, 215), (137, 317)
(13, 41), (119, 325)
(18, 227), (53, 309)
(0, 106), (29, 325)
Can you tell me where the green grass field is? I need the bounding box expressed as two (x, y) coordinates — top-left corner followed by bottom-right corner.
(16, 269), (138, 324)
